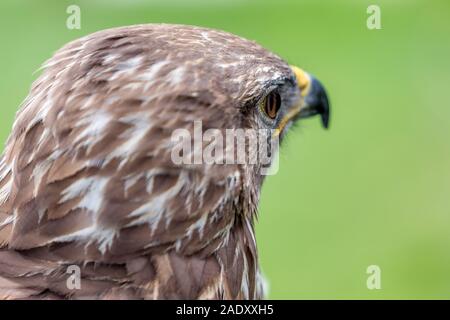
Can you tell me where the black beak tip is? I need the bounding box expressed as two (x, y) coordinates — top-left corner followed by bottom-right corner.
(298, 76), (331, 129)
(310, 76), (330, 129)
(319, 92), (330, 129)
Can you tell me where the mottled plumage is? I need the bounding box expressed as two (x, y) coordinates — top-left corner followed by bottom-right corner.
(0, 24), (329, 299)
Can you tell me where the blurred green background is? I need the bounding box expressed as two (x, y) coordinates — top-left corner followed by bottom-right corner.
(1, 0), (449, 299)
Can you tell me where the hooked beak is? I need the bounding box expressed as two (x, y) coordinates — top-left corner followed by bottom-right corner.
(291, 66), (330, 129)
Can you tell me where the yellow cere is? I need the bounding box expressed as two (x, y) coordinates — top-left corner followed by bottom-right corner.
(290, 65), (311, 97)
(273, 66), (311, 137)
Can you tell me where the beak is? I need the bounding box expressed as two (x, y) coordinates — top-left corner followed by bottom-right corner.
(291, 66), (330, 129)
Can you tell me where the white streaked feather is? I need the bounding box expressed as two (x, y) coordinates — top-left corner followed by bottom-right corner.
(256, 269), (269, 299)
(74, 110), (112, 146)
(138, 60), (169, 82)
(126, 172), (186, 231)
(102, 53), (120, 65)
(52, 225), (117, 254)
(185, 213), (208, 239)
(32, 160), (52, 197)
(124, 174), (144, 197)
(167, 66), (186, 86)
(116, 56), (143, 71)
(0, 160), (12, 205)
(0, 160), (11, 181)
(59, 177), (108, 214)
(0, 215), (14, 229)
(109, 56), (144, 81)
(240, 253), (250, 299)
(103, 115), (151, 169)
(0, 179), (12, 206)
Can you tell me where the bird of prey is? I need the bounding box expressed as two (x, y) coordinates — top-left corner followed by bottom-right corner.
(0, 24), (329, 299)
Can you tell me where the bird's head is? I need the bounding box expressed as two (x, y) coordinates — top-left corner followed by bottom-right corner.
(127, 25), (331, 186)
(138, 24), (330, 138)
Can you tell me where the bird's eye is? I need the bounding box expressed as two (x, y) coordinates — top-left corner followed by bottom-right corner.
(262, 90), (281, 119)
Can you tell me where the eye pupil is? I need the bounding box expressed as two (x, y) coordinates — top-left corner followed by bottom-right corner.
(264, 91), (281, 119)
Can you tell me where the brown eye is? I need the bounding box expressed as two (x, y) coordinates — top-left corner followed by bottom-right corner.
(263, 91), (281, 119)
